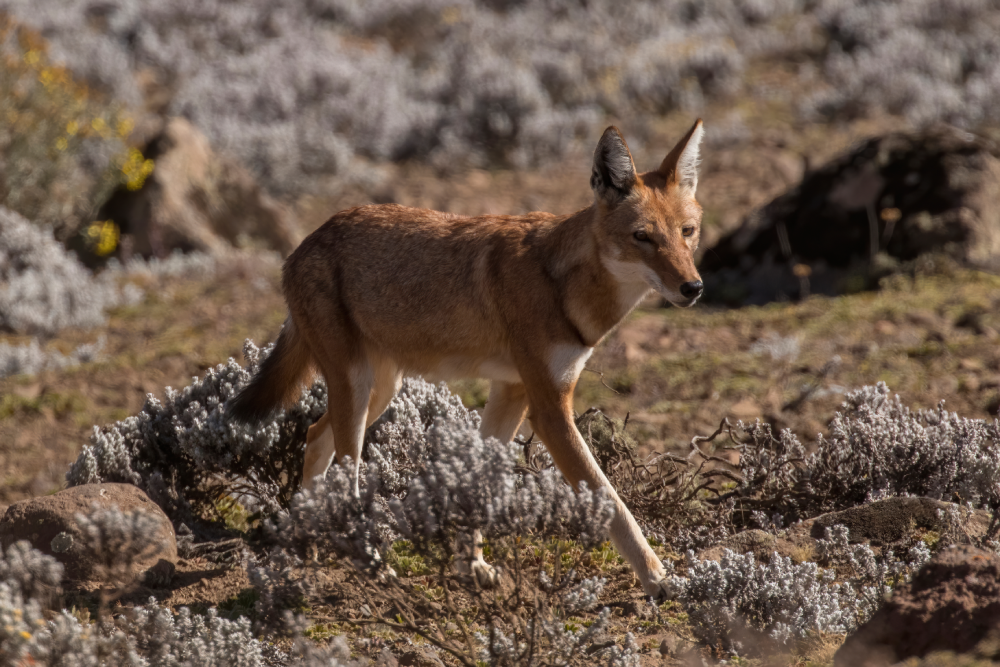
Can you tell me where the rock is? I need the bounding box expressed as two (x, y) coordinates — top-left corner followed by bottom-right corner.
(835, 545), (1000, 666)
(96, 117), (300, 260)
(702, 125), (1000, 304)
(0, 483), (177, 587)
(658, 632), (680, 656)
(806, 497), (991, 546)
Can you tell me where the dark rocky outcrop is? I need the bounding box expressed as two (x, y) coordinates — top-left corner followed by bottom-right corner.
(701, 125), (1000, 304)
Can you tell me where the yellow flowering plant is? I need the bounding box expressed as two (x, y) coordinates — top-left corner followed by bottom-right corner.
(0, 16), (152, 246)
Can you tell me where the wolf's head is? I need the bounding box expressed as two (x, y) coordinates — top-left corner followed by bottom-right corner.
(590, 120), (704, 308)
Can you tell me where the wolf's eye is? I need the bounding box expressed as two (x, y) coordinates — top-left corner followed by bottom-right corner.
(682, 226), (696, 238)
(633, 230), (650, 242)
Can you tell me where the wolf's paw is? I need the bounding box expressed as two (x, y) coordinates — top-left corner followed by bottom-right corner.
(642, 573), (679, 601)
(470, 557), (500, 589)
(455, 556), (500, 588)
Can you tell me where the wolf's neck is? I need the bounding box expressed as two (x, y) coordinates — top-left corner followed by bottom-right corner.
(546, 209), (650, 346)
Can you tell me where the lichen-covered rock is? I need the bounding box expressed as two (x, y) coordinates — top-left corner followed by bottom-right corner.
(0, 483), (176, 587)
(835, 546), (1000, 666)
(702, 125), (1000, 304)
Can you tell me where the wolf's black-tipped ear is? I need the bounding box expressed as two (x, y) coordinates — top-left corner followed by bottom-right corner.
(591, 126), (637, 205)
(659, 119), (704, 194)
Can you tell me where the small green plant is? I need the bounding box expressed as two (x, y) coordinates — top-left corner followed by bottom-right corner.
(215, 495), (255, 534)
(386, 540), (433, 577)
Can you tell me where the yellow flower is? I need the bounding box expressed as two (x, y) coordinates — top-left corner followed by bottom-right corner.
(19, 630), (31, 640)
(55, 137), (68, 151)
(86, 220), (120, 256)
(116, 117), (134, 138)
(121, 148), (154, 191)
(23, 49), (39, 66)
(66, 120), (78, 135)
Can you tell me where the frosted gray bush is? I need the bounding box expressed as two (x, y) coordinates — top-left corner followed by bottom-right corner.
(366, 377), (481, 496)
(273, 418), (616, 565)
(0, 538), (350, 666)
(389, 422), (615, 554)
(0, 0), (813, 193)
(68, 339), (327, 520)
(0, 206), (128, 337)
(669, 527), (932, 654)
(0, 540), (63, 608)
(64, 341), (492, 531)
(668, 549), (854, 652)
(0, 337), (104, 379)
(736, 382), (1000, 522)
(807, 0), (1000, 128)
(482, 602), (640, 667)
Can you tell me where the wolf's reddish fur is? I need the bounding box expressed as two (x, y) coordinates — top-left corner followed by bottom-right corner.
(229, 120), (706, 597)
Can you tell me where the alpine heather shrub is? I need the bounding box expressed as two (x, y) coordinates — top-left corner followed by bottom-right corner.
(0, 540), (346, 666)
(274, 419), (616, 565)
(807, 0), (1000, 128)
(0, 337), (104, 379)
(366, 376), (481, 496)
(389, 421), (616, 557)
(67, 340), (328, 521)
(807, 383), (1000, 509)
(0, 540), (62, 609)
(815, 524), (932, 623)
(482, 604), (641, 667)
(735, 383), (1000, 522)
(667, 523), (935, 654)
(272, 459), (385, 568)
(668, 549), (855, 653)
(0, 0), (814, 192)
(0, 206), (127, 337)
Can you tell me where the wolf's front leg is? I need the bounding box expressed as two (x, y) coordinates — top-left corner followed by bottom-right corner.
(523, 371), (670, 598)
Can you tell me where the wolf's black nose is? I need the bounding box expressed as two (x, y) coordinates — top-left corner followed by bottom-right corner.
(680, 280), (703, 299)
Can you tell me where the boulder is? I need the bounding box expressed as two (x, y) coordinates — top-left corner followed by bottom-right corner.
(97, 117), (301, 259)
(835, 545), (1000, 666)
(701, 125), (1000, 304)
(806, 497), (992, 546)
(0, 483), (177, 587)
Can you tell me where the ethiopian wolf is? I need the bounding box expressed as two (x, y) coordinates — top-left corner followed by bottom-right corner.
(228, 120), (706, 598)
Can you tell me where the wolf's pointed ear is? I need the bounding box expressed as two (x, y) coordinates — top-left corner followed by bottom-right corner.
(591, 126), (637, 205)
(659, 119), (704, 194)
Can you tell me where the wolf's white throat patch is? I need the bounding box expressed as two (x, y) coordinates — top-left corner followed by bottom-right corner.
(601, 255), (655, 312)
(548, 344), (593, 388)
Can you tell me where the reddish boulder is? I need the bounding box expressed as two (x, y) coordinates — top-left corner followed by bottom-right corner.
(835, 545), (1000, 666)
(0, 483), (177, 587)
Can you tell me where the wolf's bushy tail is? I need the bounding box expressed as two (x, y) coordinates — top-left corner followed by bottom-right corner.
(228, 319), (313, 424)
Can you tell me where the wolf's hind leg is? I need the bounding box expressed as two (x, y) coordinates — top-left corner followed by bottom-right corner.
(456, 382), (529, 587)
